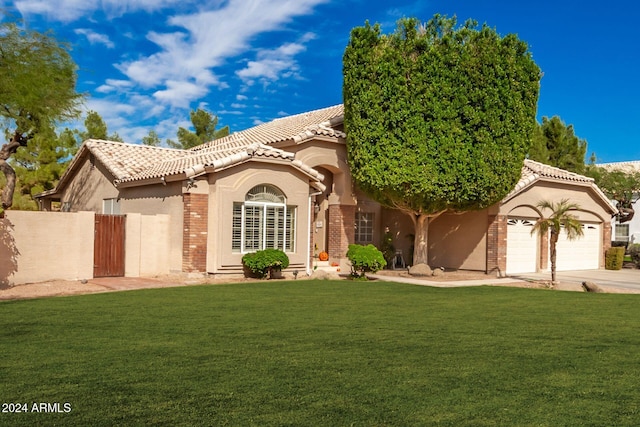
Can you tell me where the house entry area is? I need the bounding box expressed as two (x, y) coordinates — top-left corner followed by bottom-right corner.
(94, 214), (126, 277)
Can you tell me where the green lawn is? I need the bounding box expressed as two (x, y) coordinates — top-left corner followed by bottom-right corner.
(1, 281), (640, 426)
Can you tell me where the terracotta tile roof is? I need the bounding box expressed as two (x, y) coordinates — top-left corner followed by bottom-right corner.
(191, 104), (345, 151)
(503, 159), (616, 212)
(84, 139), (188, 181)
(598, 160), (640, 173)
(116, 143), (324, 185)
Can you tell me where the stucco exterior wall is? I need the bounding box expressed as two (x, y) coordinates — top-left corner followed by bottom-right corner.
(1, 211), (94, 285)
(119, 183), (184, 272)
(58, 157), (119, 212)
(207, 161), (313, 273)
(500, 181), (612, 221)
(429, 210), (489, 271)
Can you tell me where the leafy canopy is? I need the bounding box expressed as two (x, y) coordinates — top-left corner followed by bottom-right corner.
(0, 21), (83, 210)
(529, 116), (587, 174)
(167, 109), (230, 149)
(343, 15), (541, 215)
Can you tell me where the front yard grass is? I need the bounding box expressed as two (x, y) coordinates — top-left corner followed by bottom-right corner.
(1, 281), (640, 426)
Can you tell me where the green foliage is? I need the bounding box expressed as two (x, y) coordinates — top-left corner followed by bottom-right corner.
(347, 244), (386, 278)
(142, 130), (161, 146)
(380, 229), (395, 267)
(605, 246), (625, 270)
(628, 244), (640, 268)
(529, 116), (587, 173)
(0, 20), (83, 209)
(8, 124), (78, 210)
(585, 165), (640, 223)
(343, 15), (540, 214)
(167, 108), (230, 149)
(242, 248), (290, 278)
(78, 111), (123, 142)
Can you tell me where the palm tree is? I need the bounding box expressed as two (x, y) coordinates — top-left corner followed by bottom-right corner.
(532, 199), (584, 284)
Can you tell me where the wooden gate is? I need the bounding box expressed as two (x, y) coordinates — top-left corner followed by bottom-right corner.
(94, 214), (125, 277)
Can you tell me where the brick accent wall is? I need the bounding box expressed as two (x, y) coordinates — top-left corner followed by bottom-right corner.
(486, 214), (507, 276)
(182, 193), (208, 272)
(328, 204), (356, 259)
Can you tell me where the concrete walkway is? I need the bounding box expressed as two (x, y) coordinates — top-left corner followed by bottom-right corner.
(369, 274), (528, 288)
(514, 269), (640, 292)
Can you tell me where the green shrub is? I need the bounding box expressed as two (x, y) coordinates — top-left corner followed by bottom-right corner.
(242, 249), (290, 278)
(347, 244), (386, 279)
(605, 246), (625, 270)
(628, 244), (640, 268)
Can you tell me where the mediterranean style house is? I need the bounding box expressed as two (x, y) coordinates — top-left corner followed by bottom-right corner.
(37, 104), (616, 277)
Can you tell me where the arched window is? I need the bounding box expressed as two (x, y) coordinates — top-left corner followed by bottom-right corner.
(232, 185), (296, 253)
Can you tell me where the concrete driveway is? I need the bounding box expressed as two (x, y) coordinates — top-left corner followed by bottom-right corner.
(514, 269), (640, 292)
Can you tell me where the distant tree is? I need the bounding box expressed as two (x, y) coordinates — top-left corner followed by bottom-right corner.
(585, 164), (640, 223)
(531, 199), (583, 284)
(167, 108), (229, 149)
(142, 130), (162, 147)
(0, 21), (83, 212)
(343, 15), (541, 266)
(78, 110), (123, 142)
(9, 125), (78, 210)
(528, 116), (587, 173)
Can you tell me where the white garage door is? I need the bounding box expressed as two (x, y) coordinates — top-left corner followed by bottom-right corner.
(506, 218), (538, 274)
(554, 223), (600, 271)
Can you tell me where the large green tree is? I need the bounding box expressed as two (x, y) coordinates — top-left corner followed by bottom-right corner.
(529, 116), (587, 173)
(0, 21), (83, 212)
(167, 108), (229, 149)
(343, 15), (541, 265)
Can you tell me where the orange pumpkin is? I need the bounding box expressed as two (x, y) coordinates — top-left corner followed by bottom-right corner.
(318, 251), (329, 261)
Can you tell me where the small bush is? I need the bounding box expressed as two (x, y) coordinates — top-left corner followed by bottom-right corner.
(347, 244), (386, 279)
(628, 244), (640, 268)
(605, 246), (625, 270)
(242, 249), (290, 278)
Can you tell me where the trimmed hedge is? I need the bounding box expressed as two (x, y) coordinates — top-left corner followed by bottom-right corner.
(242, 249), (290, 279)
(628, 244), (640, 268)
(347, 244), (386, 279)
(605, 246), (625, 270)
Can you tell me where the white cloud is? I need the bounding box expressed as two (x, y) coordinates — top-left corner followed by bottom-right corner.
(74, 28), (115, 48)
(116, 0), (327, 106)
(236, 42), (306, 83)
(231, 103), (246, 109)
(95, 79), (135, 94)
(13, 0), (190, 22)
(236, 94), (248, 101)
(153, 80), (207, 108)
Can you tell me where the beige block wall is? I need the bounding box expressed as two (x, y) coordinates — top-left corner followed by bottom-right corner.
(207, 161), (313, 273)
(1, 211), (94, 285)
(119, 183), (184, 273)
(125, 213), (171, 277)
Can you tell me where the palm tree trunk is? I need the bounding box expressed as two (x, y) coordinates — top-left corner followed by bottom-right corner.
(549, 230), (558, 284)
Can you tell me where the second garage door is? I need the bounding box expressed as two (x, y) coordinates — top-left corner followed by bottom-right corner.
(554, 223), (600, 271)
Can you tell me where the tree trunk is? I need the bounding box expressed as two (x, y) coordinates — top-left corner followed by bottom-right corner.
(0, 132), (28, 210)
(413, 214), (429, 266)
(549, 230), (558, 284)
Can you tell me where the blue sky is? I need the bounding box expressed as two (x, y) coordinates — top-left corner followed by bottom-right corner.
(2, 0), (638, 162)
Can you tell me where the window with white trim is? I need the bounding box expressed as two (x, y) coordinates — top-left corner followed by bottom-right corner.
(615, 223), (629, 242)
(232, 185), (296, 253)
(355, 212), (374, 244)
